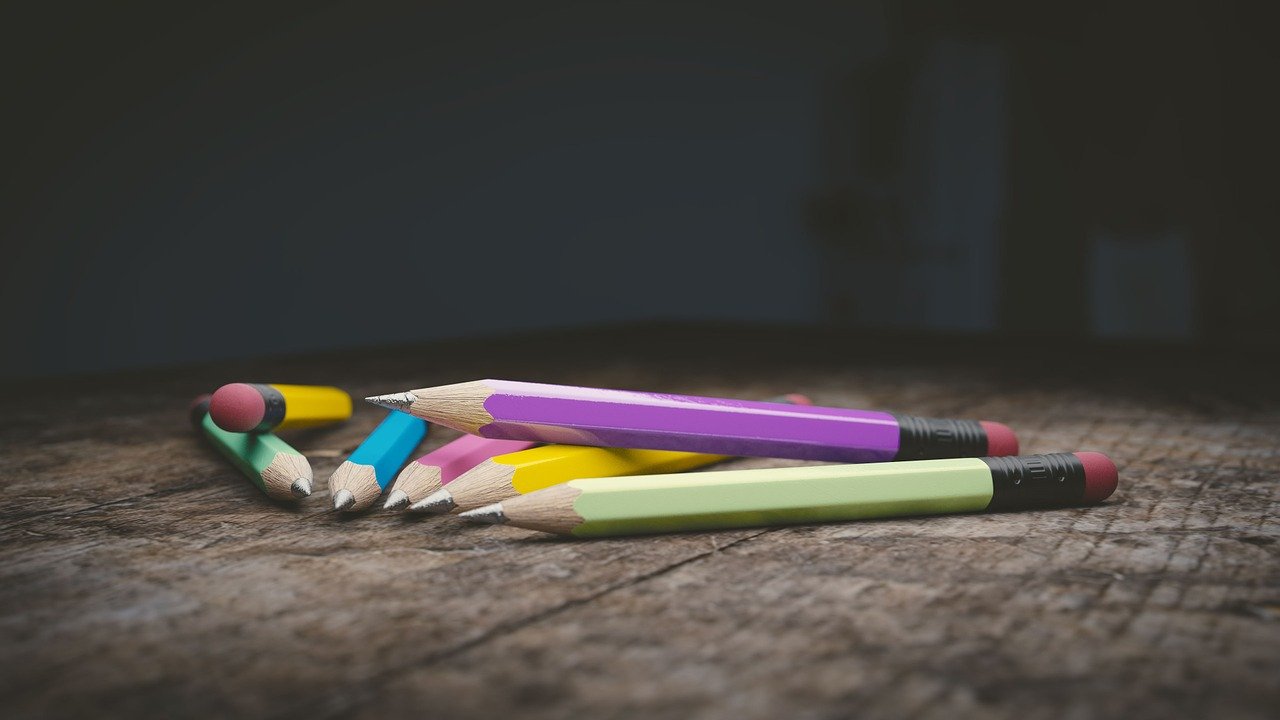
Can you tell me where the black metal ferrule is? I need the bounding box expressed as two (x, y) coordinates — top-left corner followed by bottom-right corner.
(189, 397), (212, 427)
(250, 383), (287, 431)
(893, 414), (988, 460)
(981, 453), (1086, 511)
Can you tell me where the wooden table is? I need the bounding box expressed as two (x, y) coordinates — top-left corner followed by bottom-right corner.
(3, 324), (1277, 719)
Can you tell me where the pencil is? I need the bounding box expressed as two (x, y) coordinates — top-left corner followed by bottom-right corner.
(209, 383), (352, 433)
(382, 435), (538, 510)
(412, 393), (815, 514)
(190, 395), (313, 500)
(367, 380), (1017, 462)
(458, 452), (1118, 537)
(330, 410), (428, 512)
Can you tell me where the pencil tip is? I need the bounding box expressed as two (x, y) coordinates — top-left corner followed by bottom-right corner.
(408, 489), (456, 515)
(459, 504), (507, 525)
(365, 392), (417, 412)
(383, 490), (409, 511)
(291, 477), (312, 498)
(332, 489), (355, 512)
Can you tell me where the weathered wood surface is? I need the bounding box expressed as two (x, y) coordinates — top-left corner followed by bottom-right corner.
(1, 325), (1277, 719)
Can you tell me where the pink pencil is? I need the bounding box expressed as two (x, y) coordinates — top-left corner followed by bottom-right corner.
(383, 435), (537, 510)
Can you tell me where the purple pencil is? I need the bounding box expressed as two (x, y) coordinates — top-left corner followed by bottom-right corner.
(366, 380), (1018, 463)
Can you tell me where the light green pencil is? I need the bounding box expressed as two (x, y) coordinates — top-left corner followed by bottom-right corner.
(190, 394), (313, 501)
(456, 453), (1118, 537)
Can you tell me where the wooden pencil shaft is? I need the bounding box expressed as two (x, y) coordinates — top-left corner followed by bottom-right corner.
(329, 461), (382, 511)
(380, 380), (1003, 462)
(499, 484), (584, 535)
(389, 461), (443, 504)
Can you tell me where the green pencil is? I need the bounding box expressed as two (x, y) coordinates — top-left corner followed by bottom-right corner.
(190, 395), (313, 500)
(457, 453), (1118, 537)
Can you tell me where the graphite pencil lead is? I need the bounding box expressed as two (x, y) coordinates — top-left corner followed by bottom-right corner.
(291, 477), (312, 498)
(409, 489), (456, 515)
(459, 503), (507, 525)
(383, 489), (410, 511)
(332, 489), (355, 511)
(365, 392), (418, 412)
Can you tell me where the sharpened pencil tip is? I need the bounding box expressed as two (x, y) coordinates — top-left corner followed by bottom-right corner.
(291, 477), (312, 498)
(332, 489), (355, 512)
(383, 489), (409, 511)
(459, 504), (507, 525)
(365, 392), (418, 412)
(408, 489), (456, 515)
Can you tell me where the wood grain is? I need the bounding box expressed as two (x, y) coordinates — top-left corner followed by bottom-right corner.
(1, 324), (1277, 720)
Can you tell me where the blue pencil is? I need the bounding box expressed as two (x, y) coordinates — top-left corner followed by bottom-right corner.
(330, 410), (429, 511)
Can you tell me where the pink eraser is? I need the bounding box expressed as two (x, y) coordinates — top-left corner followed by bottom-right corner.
(784, 393), (813, 407)
(979, 421), (1019, 456)
(209, 383), (267, 432)
(1074, 451), (1118, 503)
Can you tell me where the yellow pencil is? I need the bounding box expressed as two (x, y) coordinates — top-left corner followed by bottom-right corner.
(413, 445), (728, 514)
(209, 383), (352, 433)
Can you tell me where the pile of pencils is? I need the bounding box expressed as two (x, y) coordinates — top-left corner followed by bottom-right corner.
(190, 379), (1118, 538)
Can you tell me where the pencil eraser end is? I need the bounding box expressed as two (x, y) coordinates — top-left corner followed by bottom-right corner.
(979, 421), (1019, 456)
(1075, 452), (1118, 503)
(209, 383), (266, 432)
(784, 393), (813, 406)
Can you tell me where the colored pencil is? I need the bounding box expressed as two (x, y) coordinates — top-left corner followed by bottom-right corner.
(412, 393), (815, 514)
(210, 382), (352, 433)
(190, 395), (313, 501)
(458, 452), (1118, 537)
(383, 435), (538, 510)
(330, 410), (429, 512)
(367, 380), (1017, 462)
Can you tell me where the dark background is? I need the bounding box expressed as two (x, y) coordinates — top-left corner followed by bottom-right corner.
(3, 0), (1277, 379)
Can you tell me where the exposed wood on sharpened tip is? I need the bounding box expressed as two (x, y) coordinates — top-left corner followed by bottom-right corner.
(327, 461), (382, 511)
(389, 462), (443, 505)
(498, 484), (584, 535)
(446, 459), (519, 511)
(0, 324), (1277, 720)
(406, 380), (495, 434)
(260, 452), (312, 501)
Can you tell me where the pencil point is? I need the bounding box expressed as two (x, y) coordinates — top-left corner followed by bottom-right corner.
(459, 503), (507, 525)
(408, 489), (456, 515)
(291, 477), (312, 498)
(383, 489), (410, 511)
(332, 489), (355, 512)
(366, 392), (417, 412)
